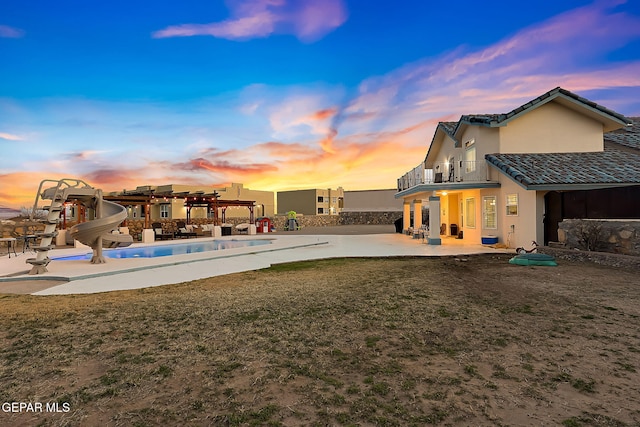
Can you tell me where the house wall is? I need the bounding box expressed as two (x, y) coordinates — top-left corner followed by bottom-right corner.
(124, 183), (274, 221)
(316, 188), (344, 215)
(493, 177), (542, 248)
(458, 126), (500, 158)
(498, 102), (604, 153)
(427, 126), (500, 177)
(215, 183), (275, 218)
(433, 182), (544, 248)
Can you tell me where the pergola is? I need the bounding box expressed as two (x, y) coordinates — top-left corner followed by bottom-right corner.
(182, 193), (256, 224)
(104, 194), (153, 227)
(103, 190), (257, 228)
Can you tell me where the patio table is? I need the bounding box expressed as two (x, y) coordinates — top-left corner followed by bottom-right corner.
(0, 237), (17, 258)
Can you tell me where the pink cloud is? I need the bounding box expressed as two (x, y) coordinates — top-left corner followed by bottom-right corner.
(0, 25), (24, 38)
(0, 132), (23, 141)
(344, 0), (640, 131)
(152, 0), (347, 42)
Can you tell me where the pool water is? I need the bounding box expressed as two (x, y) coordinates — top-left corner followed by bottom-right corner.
(53, 239), (271, 260)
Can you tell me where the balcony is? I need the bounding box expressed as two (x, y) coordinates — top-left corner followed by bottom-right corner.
(397, 161), (495, 193)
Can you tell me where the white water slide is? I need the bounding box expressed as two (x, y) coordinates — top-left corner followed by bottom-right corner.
(27, 178), (133, 274)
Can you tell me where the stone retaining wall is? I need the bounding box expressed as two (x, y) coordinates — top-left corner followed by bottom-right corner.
(538, 246), (640, 271)
(557, 219), (640, 256)
(339, 211), (402, 225)
(270, 215), (340, 229)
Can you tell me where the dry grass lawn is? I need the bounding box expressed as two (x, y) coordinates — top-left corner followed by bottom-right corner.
(1, 254), (639, 426)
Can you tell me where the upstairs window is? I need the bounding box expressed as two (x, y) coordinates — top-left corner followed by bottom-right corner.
(465, 139), (476, 173)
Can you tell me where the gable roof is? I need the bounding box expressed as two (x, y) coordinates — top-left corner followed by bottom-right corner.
(485, 151), (640, 190)
(458, 87), (630, 131)
(604, 117), (640, 151)
(423, 87), (632, 163)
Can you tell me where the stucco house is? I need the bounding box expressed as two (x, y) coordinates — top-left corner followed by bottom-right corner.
(396, 87), (640, 248)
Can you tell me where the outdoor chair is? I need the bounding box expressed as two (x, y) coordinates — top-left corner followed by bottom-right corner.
(152, 222), (173, 240)
(175, 221), (197, 238)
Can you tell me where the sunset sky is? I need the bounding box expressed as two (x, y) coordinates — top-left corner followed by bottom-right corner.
(2, 0), (640, 209)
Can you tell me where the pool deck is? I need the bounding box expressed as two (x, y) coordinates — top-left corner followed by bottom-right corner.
(0, 227), (509, 295)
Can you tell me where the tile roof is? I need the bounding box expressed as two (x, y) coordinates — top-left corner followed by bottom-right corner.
(438, 121), (458, 138)
(461, 87), (631, 127)
(485, 151), (640, 189)
(604, 117), (640, 151)
(438, 122), (458, 135)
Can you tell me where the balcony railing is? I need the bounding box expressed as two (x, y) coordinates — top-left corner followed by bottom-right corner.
(397, 161), (490, 192)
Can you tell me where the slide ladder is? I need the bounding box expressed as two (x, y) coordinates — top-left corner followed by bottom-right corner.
(26, 178), (133, 275)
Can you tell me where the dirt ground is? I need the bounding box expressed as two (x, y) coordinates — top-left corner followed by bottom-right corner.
(1, 254), (639, 426)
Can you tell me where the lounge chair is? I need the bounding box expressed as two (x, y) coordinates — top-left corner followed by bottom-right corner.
(235, 223), (250, 234)
(196, 224), (214, 237)
(175, 221), (197, 238)
(152, 222), (173, 240)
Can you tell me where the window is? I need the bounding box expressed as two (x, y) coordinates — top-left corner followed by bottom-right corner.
(465, 198), (476, 228)
(332, 197), (337, 204)
(506, 194), (518, 216)
(317, 196), (324, 203)
(465, 139), (476, 173)
(317, 207), (324, 214)
(160, 204), (169, 218)
(483, 196), (497, 229)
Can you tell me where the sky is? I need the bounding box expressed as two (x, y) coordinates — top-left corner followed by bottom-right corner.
(1, 0), (640, 210)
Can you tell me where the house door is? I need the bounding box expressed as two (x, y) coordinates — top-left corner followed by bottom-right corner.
(544, 191), (563, 245)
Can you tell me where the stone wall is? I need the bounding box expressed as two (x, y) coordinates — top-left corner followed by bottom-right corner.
(557, 219), (640, 256)
(338, 211), (402, 225)
(271, 214), (340, 229)
(538, 246), (640, 271)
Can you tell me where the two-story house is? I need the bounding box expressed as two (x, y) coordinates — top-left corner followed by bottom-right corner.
(396, 87), (640, 248)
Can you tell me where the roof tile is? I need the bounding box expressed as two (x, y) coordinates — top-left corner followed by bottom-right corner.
(485, 151), (640, 188)
(605, 117), (640, 151)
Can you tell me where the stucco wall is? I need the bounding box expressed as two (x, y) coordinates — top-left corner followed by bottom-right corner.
(428, 126), (499, 171)
(498, 102), (604, 154)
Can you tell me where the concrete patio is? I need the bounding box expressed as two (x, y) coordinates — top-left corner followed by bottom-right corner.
(0, 227), (509, 295)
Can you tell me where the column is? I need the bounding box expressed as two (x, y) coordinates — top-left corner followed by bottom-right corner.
(413, 199), (422, 231)
(428, 196), (441, 245)
(403, 201), (411, 233)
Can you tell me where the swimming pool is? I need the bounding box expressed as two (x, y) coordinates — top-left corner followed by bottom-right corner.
(53, 239), (272, 260)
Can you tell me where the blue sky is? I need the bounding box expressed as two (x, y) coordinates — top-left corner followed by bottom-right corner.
(1, 0), (640, 208)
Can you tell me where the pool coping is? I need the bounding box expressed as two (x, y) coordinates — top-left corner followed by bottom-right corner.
(0, 236), (329, 283)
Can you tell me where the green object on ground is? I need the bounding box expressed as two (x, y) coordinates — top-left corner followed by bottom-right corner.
(509, 253), (558, 266)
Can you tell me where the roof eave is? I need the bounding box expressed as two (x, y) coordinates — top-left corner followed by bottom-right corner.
(395, 181), (501, 199)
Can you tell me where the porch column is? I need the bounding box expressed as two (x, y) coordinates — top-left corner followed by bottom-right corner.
(428, 196), (441, 245)
(413, 199), (422, 231)
(403, 201), (411, 232)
